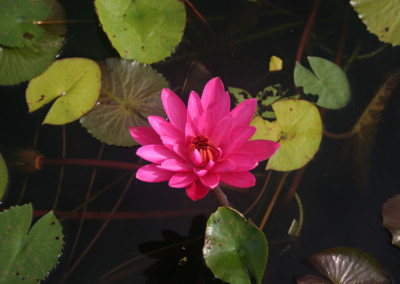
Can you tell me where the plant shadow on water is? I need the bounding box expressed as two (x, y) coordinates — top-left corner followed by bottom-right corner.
(1, 0), (400, 283)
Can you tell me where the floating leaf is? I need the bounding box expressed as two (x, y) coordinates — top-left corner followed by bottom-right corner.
(0, 0), (52, 48)
(294, 57), (350, 109)
(0, 203), (63, 283)
(26, 58), (102, 125)
(269, 55), (283, 71)
(95, 0), (186, 64)
(350, 0), (400, 46)
(382, 194), (400, 248)
(0, 153), (7, 201)
(350, 69), (400, 194)
(250, 115), (281, 142)
(80, 58), (168, 147)
(229, 87), (253, 105)
(203, 206), (268, 284)
(0, 35), (64, 86)
(266, 99), (322, 171)
(297, 247), (391, 284)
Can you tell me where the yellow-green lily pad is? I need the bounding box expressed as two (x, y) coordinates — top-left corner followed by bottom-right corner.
(26, 58), (102, 125)
(250, 115), (281, 142)
(95, 0), (186, 64)
(266, 99), (322, 171)
(350, 0), (400, 46)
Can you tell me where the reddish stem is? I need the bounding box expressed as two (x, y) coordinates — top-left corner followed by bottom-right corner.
(295, 0), (321, 63)
(39, 157), (141, 171)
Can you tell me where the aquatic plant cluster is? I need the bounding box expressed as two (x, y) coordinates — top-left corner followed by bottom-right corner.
(0, 0), (399, 283)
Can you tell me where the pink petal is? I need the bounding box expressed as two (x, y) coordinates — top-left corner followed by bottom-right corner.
(223, 153), (258, 171)
(136, 164), (174, 182)
(221, 126), (256, 154)
(136, 145), (179, 163)
(185, 180), (210, 201)
(187, 91), (203, 125)
(184, 120), (199, 142)
(190, 149), (203, 167)
(198, 110), (215, 137)
(236, 140), (280, 162)
(212, 159), (236, 172)
(230, 98), (257, 128)
(148, 116), (184, 139)
(130, 127), (161, 145)
(160, 135), (189, 161)
(201, 77), (225, 110)
(200, 172), (220, 188)
(169, 172), (197, 188)
(213, 91), (231, 122)
(160, 159), (193, 172)
(161, 88), (187, 132)
(210, 114), (233, 147)
(195, 160), (215, 176)
(220, 171), (256, 188)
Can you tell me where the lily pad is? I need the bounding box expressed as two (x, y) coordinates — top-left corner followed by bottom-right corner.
(297, 247), (391, 284)
(203, 206), (268, 284)
(95, 0), (186, 64)
(269, 55), (283, 71)
(250, 115), (281, 142)
(0, 0), (52, 48)
(0, 34), (64, 86)
(26, 57), (102, 125)
(382, 194), (400, 248)
(0, 203), (63, 283)
(80, 58), (168, 147)
(266, 99), (322, 171)
(350, 0), (400, 46)
(0, 153), (7, 202)
(294, 57), (350, 109)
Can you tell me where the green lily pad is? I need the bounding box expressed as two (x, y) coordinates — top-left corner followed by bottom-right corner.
(26, 58), (102, 125)
(297, 247), (391, 284)
(0, 153), (8, 202)
(203, 206), (268, 284)
(0, 0), (52, 48)
(294, 57), (350, 109)
(0, 34), (64, 86)
(0, 203), (63, 283)
(350, 0), (400, 46)
(80, 58), (167, 147)
(250, 115), (281, 142)
(95, 0), (186, 64)
(266, 99), (322, 171)
(382, 194), (400, 248)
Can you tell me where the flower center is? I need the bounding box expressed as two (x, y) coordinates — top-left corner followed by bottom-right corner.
(188, 135), (217, 164)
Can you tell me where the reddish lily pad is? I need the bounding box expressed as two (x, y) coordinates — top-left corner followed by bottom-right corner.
(26, 58), (102, 125)
(95, 0), (186, 64)
(203, 206), (268, 284)
(297, 247), (391, 284)
(0, 203), (63, 283)
(266, 99), (322, 171)
(80, 58), (168, 147)
(382, 194), (400, 248)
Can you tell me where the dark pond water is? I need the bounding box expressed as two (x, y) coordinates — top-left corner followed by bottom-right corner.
(1, 0), (400, 283)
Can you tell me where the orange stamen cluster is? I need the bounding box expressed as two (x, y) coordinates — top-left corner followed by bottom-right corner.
(188, 135), (217, 164)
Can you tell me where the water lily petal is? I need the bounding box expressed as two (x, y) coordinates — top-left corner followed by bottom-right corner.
(186, 180), (210, 200)
(211, 114), (233, 147)
(190, 149), (203, 167)
(201, 77), (225, 110)
(136, 164), (174, 182)
(130, 127), (161, 145)
(198, 110), (215, 137)
(136, 144), (179, 163)
(169, 172), (197, 188)
(200, 172), (220, 188)
(222, 125), (256, 154)
(161, 88), (187, 132)
(187, 91), (203, 125)
(160, 159), (193, 172)
(236, 140), (280, 162)
(160, 135), (189, 161)
(148, 116), (184, 139)
(230, 98), (257, 128)
(195, 160), (215, 176)
(212, 159), (236, 172)
(213, 91), (231, 122)
(223, 153), (258, 171)
(220, 171), (256, 188)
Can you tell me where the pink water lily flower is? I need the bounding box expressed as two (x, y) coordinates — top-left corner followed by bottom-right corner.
(130, 77), (279, 201)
